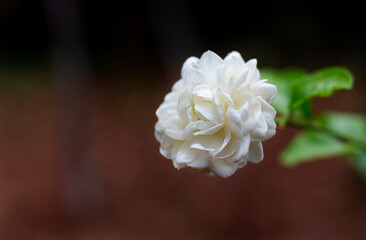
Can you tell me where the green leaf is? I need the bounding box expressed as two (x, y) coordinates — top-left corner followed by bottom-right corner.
(314, 113), (366, 148)
(349, 151), (366, 185)
(281, 131), (352, 167)
(291, 67), (353, 109)
(293, 99), (312, 119)
(261, 68), (310, 117)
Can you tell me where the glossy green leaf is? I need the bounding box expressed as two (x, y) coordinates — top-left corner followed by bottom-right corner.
(293, 100), (312, 119)
(261, 68), (310, 117)
(314, 113), (366, 148)
(291, 67), (353, 109)
(281, 131), (352, 167)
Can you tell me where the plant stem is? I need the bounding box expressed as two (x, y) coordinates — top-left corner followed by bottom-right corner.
(275, 116), (349, 143)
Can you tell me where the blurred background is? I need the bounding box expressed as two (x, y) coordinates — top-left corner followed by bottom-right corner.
(0, 0), (365, 239)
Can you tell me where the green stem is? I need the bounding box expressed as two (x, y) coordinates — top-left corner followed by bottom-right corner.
(275, 116), (349, 143)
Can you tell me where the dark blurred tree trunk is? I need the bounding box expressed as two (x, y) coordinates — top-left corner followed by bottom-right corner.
(146, 0), (204, 81)
(43, 0), (103, 219)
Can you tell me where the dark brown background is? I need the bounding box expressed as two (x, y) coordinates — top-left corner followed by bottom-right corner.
(0, 0), (365, 239)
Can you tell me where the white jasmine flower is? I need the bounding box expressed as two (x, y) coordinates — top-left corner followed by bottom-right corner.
(155, 50), (277, 178)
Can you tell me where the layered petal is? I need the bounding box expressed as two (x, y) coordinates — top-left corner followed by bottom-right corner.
(211, 159), (239, 178)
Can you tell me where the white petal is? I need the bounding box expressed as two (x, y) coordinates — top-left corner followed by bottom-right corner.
(246, 59), (259, 83)
(190, 129), (225, 152)
(183, 67), (207, 85)
(181, 56), (199, 79)
(211, 159), (238, 178)
(258, 96), (276, 118)
(154, 122), (164, 142)
(216, 88), (234, 107)
(192, 84), (213, 101)
(183, 120), (214, 139)
(215, 62), (235, 92)
(234, 135), (251, 161)
(156, 101), (176, 118)
(172, 79), (185, 93)
(256, 97), (277, 140)
(214, 135), (240, 159)
(159, 134), (178, 159)
(194, 102), (220, 124)
(186, 150), (210, 168)
(186, 107), (195, 122)
(165, 125), (184, 140)
(226, 108), (243, 136)
(182, 122), (195, 140)
(175, 142), (194, 164)
(199, 51), (223, 82)
(194, 122), (224, 136)
(250, 115), (268, 141)
(224, 51), (241, 59)
(216, 64), (227, 90)
(232, 91), (251, 110)
(238, 101), (249, 118)
(224, 51), (245, 66)
(213, 127), (231, 156)
(233, 68), (249, 90)
(242, 97), (261, 133)
(224, 51), (246, 82)
(163, 91), (178, 103)
(242, 119), (257, 135)
(213, 91), (226, 122)
(249, 97), (262, 121)
(195, 120), (215, 130)
(177, 87), (192, 122)
(238, 159), (248, 168)
(190, 142), (216, 152)
(226, 64), (236, 93)
(247, 142), (264, 163)
(252, 80), (277, 104)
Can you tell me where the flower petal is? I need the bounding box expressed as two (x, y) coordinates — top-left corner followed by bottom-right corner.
(172, 79), (185, 93)
(233, 68), (249, 90)
(234, 135), (251, 161)
(214, 136), (240, 159)
(211, 159), (238, 178)
(239, 96), (261, 134)
(156, 101), (176, 119)
(226, 108), (243, 136)
(194, 102), (220, 124)
(183, 120), (213, 139)
(192, 84), (213, 101)
(199, 51), (223, 82)
(238, 159), (248, 168)
(177, 87), (193, 122)
(158, 134), (178, 159)
(246, 59), (260, 83)
(181, 56), (199, 79)
(250, 115), (268, 141)
(252, 80), (277, 104)
(194, 122), (224, 136)
(258, 96), (277, 118)
(183, 67), (208, 85)
(216, 88), (234, 107)
(186, 150), (210, 168)
(190, 129), (225, 152)
(213, 127), (231, 156)
(213, 91), (226, 122)
(175, 142), (193, 165)
(247, 142), (264, 163)
(224, 51), (246, 70)
(165, 125), (184, 140)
